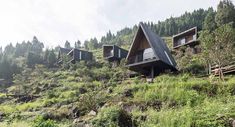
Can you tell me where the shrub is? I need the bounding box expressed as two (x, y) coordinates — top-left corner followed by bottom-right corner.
(32, 116), (58, 127)
(92, 106), (134, 127)
(78, 91), (106, 114)
(141, 107), (194, 127)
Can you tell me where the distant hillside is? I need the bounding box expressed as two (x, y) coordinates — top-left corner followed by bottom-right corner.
(97, 8), (211, 47)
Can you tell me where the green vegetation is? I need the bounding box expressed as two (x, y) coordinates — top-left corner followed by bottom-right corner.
(1, 63), (235, 126)
(0, 0), (235, 127)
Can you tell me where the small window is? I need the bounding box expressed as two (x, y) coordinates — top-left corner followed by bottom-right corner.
(118, 49), (121, 58)
(80, 51), (82, 59)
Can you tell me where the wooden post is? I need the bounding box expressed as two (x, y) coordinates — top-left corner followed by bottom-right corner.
(147, 66), (154, 83)
(209, 63), (211, 75)
(151, 66), (154, 79)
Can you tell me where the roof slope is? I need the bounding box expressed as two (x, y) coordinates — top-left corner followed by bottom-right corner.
(126, 22), (177, 68)
(59, 47), (71, 54)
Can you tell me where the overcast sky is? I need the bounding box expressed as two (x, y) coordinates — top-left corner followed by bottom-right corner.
(0, 0), (232, 48)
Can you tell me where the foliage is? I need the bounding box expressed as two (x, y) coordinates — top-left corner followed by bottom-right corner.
(92, 106), (133, 127)
(98, 8), (210, 47)
(47, 50), (56, 68)
(203, 8), (217, 31)
(32, 116), (58, 127)
(200, 24), (235, 73)
(78, 91), (106, 113)
(215, 0), (235, 26)
(64, 40), (71, 49)
(0, 55), (21, 80)
(175, 47), (206, 75)
(26, 52), (43, 67)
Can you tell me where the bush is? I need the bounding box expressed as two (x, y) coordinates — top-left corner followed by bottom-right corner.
(78, 91), (106, 114)
(32, 116), (58, 127)
(92, 106), (134, 127)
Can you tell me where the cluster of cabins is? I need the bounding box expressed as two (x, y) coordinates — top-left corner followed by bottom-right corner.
(58, 22), (234, 79)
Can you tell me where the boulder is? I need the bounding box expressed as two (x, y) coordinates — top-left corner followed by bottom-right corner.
(73, 118), (91, 127)
(88, 110), (96, 116)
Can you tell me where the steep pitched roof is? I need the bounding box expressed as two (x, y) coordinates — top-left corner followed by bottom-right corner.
(126, 22), (177, 68)
(59, 47), (71, 55)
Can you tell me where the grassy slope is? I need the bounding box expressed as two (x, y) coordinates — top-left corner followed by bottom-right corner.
(0, 40), (235, 127)
(0, 65), (235, 126)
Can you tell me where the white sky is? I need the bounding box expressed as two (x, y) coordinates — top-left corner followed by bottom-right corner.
(0, 0), (231, 48)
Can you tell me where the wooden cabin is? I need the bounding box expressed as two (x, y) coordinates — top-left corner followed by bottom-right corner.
(103, 45), (128, 64)
(67, 49), (93, 64)
(173, 27), (200, 54)
(126, 22), (177, 78)
(57, 47), (71, 64)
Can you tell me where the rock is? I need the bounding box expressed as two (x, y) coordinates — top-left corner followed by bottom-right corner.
(118, 101), (124, 106)
(233, 120), (235, 127)
(0, 112), (5, 121)
(73, 118), (91, 127)
(72, 107), (80, 118)
(88, 110), (96, 116)
(107, 88), (113, 93)
(123, 89), (133, 97)
(79, 87), (87, 94)
(73, 118), (85, 127)
(73, 118), (83, 124)
(229, 118), (235, 127)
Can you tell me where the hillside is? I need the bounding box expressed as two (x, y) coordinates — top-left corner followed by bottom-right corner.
(0, 0), (235, 126)
(0, 56), (235, 127)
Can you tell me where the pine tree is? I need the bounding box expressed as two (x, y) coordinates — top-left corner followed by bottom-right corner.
(31, 36), (44, 54)
(215, 0), (235, 26)
(203, 8), (217, 31)
(75, 40), (81, 49)
(64, 41), (71, 49)
(48, 50), (56, 68)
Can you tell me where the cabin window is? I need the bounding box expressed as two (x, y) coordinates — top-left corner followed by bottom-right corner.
(193, 34), (196, 41)
(143, 48), (155, 60)
(80, 51), (82, 60)
(111, 49), (114, 56)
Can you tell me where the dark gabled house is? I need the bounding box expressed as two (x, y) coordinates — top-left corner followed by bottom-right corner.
(103, 45), (128, 63)
(67, 48), (93, 64)
(173, 27), (201, 54)
(57, 47), (71, 64)
(126, 22), (177, 78)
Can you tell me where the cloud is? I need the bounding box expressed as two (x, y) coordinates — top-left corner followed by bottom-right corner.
(0, 0), (229, 48)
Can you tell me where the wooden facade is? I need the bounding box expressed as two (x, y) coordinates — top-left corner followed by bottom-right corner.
(173, 27), (200, 54)
(67, 49), (93, 64)
(126, 22), (177, 78)
(103, 45), (128, 63)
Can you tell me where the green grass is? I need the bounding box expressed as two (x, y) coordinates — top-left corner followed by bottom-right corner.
(1, 63), (235, 127)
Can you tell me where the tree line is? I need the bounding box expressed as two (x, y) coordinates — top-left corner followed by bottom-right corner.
(0, 0), (234, 81)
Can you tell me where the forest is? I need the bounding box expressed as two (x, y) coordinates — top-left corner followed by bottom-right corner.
(0, 0), (235, 127)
